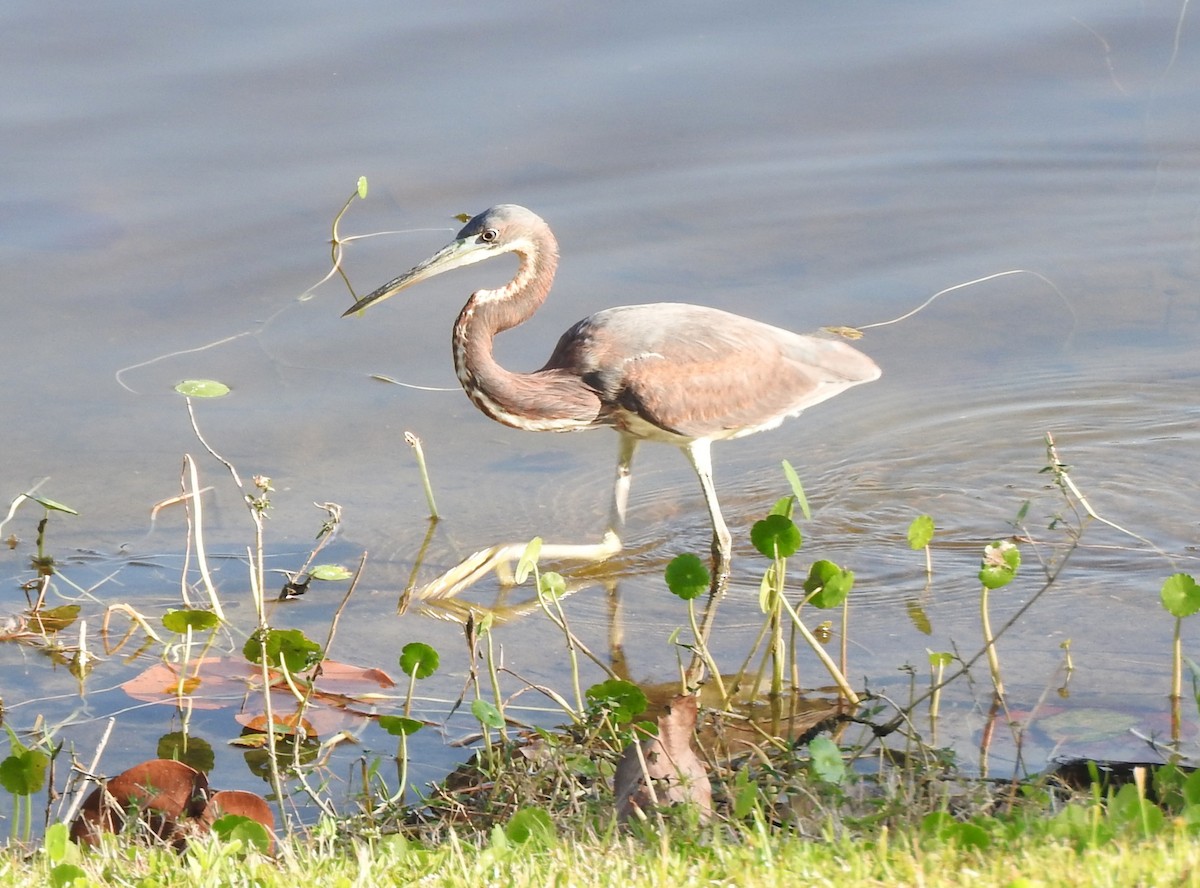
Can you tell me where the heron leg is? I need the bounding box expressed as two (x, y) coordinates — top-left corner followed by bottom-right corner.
(415, 434), (638, 600)
(683, 438), (731, 681)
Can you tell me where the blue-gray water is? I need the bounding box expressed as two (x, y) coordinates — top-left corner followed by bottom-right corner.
(1, 1), (1198, 823)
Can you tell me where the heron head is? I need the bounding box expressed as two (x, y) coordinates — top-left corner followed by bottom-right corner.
(342, 205), (547, 316)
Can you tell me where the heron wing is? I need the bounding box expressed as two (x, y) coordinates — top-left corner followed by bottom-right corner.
(543, 304), (879, 441)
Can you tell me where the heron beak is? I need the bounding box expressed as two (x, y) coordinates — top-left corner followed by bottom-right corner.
(341, 236), (495, 317)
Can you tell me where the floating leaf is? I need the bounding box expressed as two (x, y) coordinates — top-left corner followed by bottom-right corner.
(979, 540), (1020, 590)
(122, 656), (393, 736)
(30, 604), (80, 634)
(750, 514), (801, 559)
(1161, 573), (1200, 619)
(237, 710), (317, 738)
(907, 515), (935, 550)
(471, 698), (505, 729)
(157, 732), (215, 774)
(378, 715), (424, 736)
(243, 628), (322, 674)
(174, 379), (230, 398)
(162, 609), (220, 634)
(399, 642), (439, 679)
(804, 560), (854, 608)
(309, 564), (353, 581)
(664, 554), (709, 601)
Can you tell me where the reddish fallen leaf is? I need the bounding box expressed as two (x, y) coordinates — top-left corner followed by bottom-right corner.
(121, 657), (261, 710)
(236, 709), (318, 737)
(613, 693), (712, 823)
(122, 656), (395, 711)
(202, 790), (276, 853)
(71, 759), (209, 847)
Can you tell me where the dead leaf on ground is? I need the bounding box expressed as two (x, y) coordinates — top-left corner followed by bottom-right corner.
(613, 693), (712, 823)
(70, 759), (210, 848)
(70, 759), (276, 852)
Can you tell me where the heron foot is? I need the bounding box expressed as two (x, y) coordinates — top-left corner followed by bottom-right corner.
(415, 531), (624, 600)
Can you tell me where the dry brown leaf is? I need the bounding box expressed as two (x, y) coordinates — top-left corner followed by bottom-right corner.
(70, 759), (209, 847)
(613, 693), (712, 823)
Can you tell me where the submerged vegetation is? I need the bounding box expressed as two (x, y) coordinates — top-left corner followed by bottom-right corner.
(1, 183), (1196, 883)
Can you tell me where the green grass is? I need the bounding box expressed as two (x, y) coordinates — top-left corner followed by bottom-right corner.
(6, 818), (1200, 888)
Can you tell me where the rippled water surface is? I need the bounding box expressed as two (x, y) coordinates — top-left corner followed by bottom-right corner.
(2, 1), (1198, 819)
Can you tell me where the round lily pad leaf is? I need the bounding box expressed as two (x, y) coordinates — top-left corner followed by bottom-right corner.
(751, 514), (802, 559)
(309, 564), (353, 582)
(162, 609), (220, 634)
(378, 715), (423, 736)
(665, 554), (709, 601)
(399, 642), (439, 679)
(175, 379), (230, 398)
(1161, 573), (1200, 618)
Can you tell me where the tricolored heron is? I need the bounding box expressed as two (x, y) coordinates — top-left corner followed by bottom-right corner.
(343, 205), (880, 602)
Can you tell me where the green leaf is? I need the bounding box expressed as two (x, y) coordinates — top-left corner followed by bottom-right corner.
(538, 571), (566, 600)
(585, 679), (647, 723)
(664, 554), (709, 601)
(505, 806), (555, 845)
(28, 495), (78, 516)
(0, 748), (48, 795)
(471, 698), (505, 730)
(242, 628), (323, 673)
(378, 715), (423, 736)
(750, 514), (801, 559)
(978, 540), (1020, 590)
(30, 604), (81, 633)
(356, 176), (369, 199)
(309, 564), (353, 581)
(907, 515), (934, 550)
(1161, 573), (1200, 619)
(928, 651), (954, 668)
(768, 495), (794, 519)
(732, 768), (761, 820)
(804, 560), (854, 608)
(161, 608), (220, 634)
(514, 538), (542, 585)
(174, 379), (231, 398)
(808, 735), (845, 785)
(781, 460), (811, 521)
(50, 863), (87, 888)
(43, 822), (70, 864)
(210, 814), (273, 853)
(398, 642), (439, 679)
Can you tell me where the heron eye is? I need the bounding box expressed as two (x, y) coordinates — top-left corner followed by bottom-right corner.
(480, 228), (499, 243)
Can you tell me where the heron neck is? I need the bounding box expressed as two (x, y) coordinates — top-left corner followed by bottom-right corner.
(450, 237), (600, 430)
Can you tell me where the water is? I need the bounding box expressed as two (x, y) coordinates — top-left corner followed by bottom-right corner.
(1, 0), (1198, 823)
